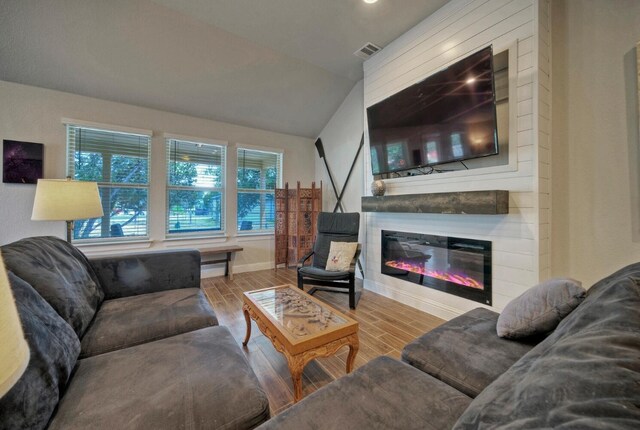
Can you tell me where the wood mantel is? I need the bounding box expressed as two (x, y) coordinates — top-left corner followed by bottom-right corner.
(361, 190), (509, 215)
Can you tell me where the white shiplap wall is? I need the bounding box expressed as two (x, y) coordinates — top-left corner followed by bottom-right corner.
(536, 0), (552, 281)
(362, 0), (551, 320)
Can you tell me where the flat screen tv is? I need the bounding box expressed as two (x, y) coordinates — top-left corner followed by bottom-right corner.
(367, 46), (498, 176)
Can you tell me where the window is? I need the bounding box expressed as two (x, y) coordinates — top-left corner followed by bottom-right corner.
(370, 147), (380, 174)
(424, 140), (439, 164)
(237, 148), (282, 233)
(385, 141), (408, 171)
(67, 124), (151, 241)
(450, 133), (464, 158)
(166, 138), (226, 236)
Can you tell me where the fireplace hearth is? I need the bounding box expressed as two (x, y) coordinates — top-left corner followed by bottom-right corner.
(381, 230), (492, 305)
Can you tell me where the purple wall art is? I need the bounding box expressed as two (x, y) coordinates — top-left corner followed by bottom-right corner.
(2, 140), (44, 184)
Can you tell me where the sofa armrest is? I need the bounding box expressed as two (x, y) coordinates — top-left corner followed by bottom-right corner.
(89, 249), (201, 300)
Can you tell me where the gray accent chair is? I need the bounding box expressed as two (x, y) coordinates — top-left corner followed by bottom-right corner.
(297, 212), (361, 308)
(0, 236), (270, 430)
(259, 262), (640, 429)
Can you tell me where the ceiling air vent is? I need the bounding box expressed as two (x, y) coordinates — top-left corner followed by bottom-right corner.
(354, 42), (381, 60)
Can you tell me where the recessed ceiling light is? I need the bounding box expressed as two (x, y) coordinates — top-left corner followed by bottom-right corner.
(466, 77), (476, 85)
(363, 0), (378, 4)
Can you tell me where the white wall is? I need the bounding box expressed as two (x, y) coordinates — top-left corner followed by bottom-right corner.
(316, 80), (365, 213)
(0, 80), (315, 275)
(314, 80), (365, 278)
(360, 0), (551, 319)
(551, 0), (640, 286)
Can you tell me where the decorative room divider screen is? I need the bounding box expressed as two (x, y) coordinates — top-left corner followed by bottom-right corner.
(275, 182), (322, 268)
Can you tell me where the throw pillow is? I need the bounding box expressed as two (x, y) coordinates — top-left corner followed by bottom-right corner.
(0, 236), (104, 337)
(0, 272), (80, 430)
(497, 278), (586, 339)
(325, 242), (358, 272)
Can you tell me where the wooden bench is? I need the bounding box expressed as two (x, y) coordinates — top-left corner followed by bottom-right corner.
(200, 245), (243, 280)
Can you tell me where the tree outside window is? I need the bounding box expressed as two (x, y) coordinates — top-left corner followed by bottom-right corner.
(166, 139), (225, 236)
(237, 149), (281, 232)
(67, 125), (150, 241)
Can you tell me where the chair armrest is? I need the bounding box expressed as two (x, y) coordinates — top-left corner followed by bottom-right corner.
(297, 250), (315, 269)
(89, 249), (201, 300)
(349, 244), (362, 274)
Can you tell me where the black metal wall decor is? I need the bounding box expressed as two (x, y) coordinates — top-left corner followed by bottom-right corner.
(315, 134), (365, 276)
(314, 134), (364, 213)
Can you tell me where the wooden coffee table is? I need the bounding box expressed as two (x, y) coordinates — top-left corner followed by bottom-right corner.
(242, 285), (359, 402)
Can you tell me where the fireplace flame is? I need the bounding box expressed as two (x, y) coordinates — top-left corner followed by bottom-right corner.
(385, 260), (484, 290)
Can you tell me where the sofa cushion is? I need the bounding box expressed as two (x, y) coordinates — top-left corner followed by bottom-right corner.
(89, 249), (201, 299)
(402, 308), (540, 398)
(0, 272), (80, 430)
(1, 236), (103, 336)
(497, 277), (585, 339)
(80, 287), (218, 358)
(257, 356), (471, 430)
(49, 326), (269, 430)
(325, 241), (358, 271)
(454, 263), (640, 428)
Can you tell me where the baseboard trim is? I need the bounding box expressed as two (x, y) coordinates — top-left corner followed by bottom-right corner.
(201, 261), (274, 279)
(235, 261), (274, 274)
(363, 279), (464, 321)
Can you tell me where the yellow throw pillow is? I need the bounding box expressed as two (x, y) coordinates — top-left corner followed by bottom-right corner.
(325, 242), (358, 272)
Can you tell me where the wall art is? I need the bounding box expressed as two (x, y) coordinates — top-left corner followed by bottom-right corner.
(2, 140), (44, 184)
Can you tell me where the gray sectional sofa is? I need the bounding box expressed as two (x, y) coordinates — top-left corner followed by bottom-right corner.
(0, 236), (269, 430)
(259, 263), (640, 429)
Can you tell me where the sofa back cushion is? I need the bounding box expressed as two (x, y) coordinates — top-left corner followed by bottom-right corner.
(0, 272), (80, 430)
(454, 262), (640, 428)
(89, 249), (201, 299)
(1, 236), (104, 336)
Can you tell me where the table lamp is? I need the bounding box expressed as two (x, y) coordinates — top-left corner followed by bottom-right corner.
(0, 252), (29, 397)
(31, 178), (104, 243)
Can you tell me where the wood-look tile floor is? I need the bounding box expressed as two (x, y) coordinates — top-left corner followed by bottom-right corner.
(201, 268), (444, 416)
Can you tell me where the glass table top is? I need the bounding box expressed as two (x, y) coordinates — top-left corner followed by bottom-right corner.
(247, 286), (348, 339)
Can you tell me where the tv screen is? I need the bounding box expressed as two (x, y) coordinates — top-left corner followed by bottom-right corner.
(367, 46), (498, 176)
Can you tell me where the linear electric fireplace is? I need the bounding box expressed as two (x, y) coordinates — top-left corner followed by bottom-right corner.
(381, 230), (492, 305)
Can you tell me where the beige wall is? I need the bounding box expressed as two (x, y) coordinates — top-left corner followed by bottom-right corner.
(0, 80), (315, 274)
(552, 0), (640, 285)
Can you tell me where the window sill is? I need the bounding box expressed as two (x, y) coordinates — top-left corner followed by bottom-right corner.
(163, 233), (227, 242)
(75, 238), (152, 247)
(75, 239), (153, 256)
(162, 235), (229, 248)
(236, 232), (275, 241)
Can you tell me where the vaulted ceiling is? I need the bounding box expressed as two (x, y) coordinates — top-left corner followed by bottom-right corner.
(0, 0), (449, 138)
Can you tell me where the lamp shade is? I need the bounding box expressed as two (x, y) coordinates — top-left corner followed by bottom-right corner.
(32, 179), (104, 221)
(0, 252), (29, 397)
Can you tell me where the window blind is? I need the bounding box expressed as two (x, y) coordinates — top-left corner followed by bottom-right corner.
(166, 139), (226, 236)
(66, 124), (151, 241)
(237, 148), (282, 233)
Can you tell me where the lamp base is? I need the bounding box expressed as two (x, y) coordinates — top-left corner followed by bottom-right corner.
(66, 220), (73, 243)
